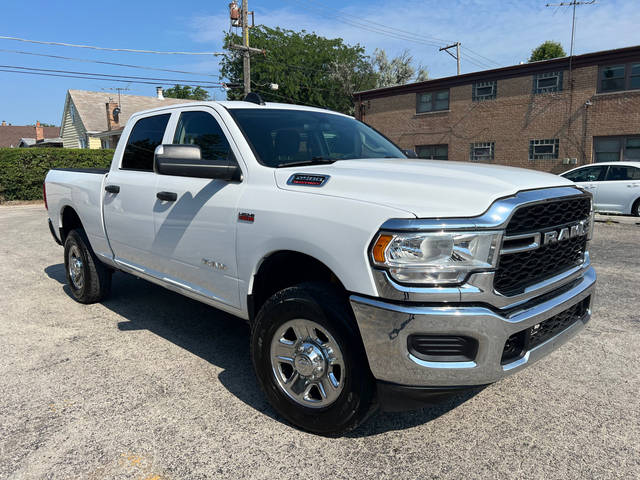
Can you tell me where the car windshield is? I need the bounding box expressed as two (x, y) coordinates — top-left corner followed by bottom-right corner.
(228, 108), (405, 167)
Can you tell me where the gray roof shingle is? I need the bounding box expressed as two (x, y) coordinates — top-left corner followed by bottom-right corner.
(68, 89), (195, 133)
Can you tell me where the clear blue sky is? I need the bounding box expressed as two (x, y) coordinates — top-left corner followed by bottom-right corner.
(1, 0), (638, 125)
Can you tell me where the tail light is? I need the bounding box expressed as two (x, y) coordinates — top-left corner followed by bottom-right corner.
(43, 182), (48, 210)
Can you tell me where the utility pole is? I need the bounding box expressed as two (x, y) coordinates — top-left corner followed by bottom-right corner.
(545, 1), (596, 163)
(229, 0), (262, 96)
(439, 42), (461, 75)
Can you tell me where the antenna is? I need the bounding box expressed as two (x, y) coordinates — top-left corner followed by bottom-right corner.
(101, 86), (130, 106)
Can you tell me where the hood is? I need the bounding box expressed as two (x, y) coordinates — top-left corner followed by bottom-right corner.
(274, 158), (574, 218)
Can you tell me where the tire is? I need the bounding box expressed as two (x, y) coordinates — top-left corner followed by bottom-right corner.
(64, 229), (112, 304)
(632, 198), (640, 217)
(250, 282), (377, 436)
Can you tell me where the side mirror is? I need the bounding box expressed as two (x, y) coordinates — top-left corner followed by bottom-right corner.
(402, 149), (418, 158)
(154, 144), (241, 181)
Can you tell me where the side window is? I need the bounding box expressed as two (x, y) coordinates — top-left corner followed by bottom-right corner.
(564, 166), (607, 182)
(122, 114), (171, 171)
(605, 165), (639, 181)
(173, 111), (232, 162)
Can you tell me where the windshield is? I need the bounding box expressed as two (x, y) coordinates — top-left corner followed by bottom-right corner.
(228, 108), (405, 167)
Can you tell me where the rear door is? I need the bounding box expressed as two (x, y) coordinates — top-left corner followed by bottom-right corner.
(597, 165), (640, 213)
(152, 107), (244, 308)
(103, 112), (170, 271)
(562, 165), (608, 210)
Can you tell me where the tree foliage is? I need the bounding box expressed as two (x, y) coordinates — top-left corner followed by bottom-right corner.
(370, 49), (428, 88)
(220, 26), (378, 114)
(529, 41), (566, 62)
(163, 85), (210, 100)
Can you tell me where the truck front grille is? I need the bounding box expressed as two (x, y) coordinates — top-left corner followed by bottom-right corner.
(495, 196), (591, 296)
(501, 296), (590, 364)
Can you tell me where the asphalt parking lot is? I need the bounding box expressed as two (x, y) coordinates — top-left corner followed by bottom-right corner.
(1, 204), (639, 479)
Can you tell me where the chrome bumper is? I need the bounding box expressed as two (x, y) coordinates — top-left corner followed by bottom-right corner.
(350, 266), (596, 387)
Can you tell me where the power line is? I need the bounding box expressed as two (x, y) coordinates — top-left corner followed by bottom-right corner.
(0, 48), (222, 78)
(0, 68), (222, 88)
(0, 64), (222, 85)
(0, 35), (225, 56)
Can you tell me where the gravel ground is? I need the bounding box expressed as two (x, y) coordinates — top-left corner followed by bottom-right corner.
(1, 204), (639, 480)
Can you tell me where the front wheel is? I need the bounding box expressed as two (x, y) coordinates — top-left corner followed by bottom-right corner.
(632, 198), (640, 217)
(250, 282), (377, 436)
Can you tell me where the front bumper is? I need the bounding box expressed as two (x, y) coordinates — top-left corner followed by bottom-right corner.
(350, 266), (596, 387)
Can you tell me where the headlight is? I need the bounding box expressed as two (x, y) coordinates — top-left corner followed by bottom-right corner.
(371, 231), (502, 285)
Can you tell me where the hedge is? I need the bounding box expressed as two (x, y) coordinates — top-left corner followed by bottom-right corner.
(0, 148), (114, 201)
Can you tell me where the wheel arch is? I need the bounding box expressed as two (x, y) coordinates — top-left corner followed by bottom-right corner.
(248, 250), (348, 323)
(59, 205), (84, 243)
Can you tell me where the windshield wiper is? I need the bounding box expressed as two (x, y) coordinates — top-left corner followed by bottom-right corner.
(276, 157), (337, 168)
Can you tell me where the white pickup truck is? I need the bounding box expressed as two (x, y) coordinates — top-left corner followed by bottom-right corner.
(44, 96), (596, 435)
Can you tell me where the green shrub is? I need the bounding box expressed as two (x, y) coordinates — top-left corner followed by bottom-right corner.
(0, 148), (114, 201)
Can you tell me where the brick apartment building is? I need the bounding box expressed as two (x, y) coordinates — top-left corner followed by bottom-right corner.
(354, 45), (640, 173)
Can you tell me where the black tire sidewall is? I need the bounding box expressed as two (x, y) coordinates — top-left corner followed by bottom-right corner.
(251, 284), (375, 435)
(64, 230), (92, 301)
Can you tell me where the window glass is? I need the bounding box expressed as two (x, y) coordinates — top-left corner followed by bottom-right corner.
(534, 72), (562, 94)
(624, 137), (640, 160)
(473, 80), (497, 101)
(417, 90), (449, 113)
(563, 166), (607, 182)
(469, 142), (494, 162)
(529, 139), (559, 160)
(594, 137), (621, 162)
(122, 114), (170, 171)
(600, 65), (626, 92)
(631, 63), (640, 89)
(173, 111), (231, 162)
(229, 109), (404, 167)
(605, 165), (639, 181)
(416, 144), (448, 160)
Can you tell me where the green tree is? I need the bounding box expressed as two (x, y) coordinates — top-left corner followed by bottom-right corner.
(220, 26), (377, 114)
(163, 85), (210, 100)
(529, 41), (566, 62)
(370, 49), (428, 88)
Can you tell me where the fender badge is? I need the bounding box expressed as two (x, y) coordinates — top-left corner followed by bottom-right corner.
(287, 173), (330, 187)
(238, 212), (255, 223)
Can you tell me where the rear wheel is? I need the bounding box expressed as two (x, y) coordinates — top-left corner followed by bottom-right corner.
(251, 282), (377, 436)
(632, 198), (640, 217)
(64, 229), (112, 303)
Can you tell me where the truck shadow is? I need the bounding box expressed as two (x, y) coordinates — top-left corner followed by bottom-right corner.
(45, 264), (481, 437)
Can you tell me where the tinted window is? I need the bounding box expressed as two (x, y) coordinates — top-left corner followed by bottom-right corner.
(229, 109), (404, 167)
(122, 114), (170, 171)
(605, 165), (640, 181)
(416, 144), (448, 160)
(173, 111), (232, 162)
(563, 166), (607, 182)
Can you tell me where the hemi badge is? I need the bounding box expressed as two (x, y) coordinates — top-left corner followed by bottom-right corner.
(287, 173), (330, 187)
(238, 212), (255, 223)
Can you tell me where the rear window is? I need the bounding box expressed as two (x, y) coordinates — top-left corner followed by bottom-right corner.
(228, 108), (404, 167)
(122, 114), (171, 171)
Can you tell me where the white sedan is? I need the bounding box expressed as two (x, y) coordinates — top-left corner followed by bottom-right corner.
(561, 161), (640, 216)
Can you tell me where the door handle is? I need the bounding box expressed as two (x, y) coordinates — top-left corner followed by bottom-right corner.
(156, 191), (178, 202)
(105, 184), (120, 194)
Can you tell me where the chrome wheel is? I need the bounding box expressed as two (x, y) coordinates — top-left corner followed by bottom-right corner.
(270, 318), (345, 408)
(68, 245), (84, 290)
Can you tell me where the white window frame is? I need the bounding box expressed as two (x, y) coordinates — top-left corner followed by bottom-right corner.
(470, 142), (495, 162)
(473, 80), (497, 101)
(533, 71), (563, 94)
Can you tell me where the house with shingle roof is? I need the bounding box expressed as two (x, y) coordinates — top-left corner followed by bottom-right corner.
(60, 88), (194, 149)
(0, 121), (61, 148)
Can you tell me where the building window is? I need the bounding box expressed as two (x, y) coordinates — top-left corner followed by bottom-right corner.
(70, 104), (76, 123)
(533, 71), (563, 94)
(598, 63), (640, 92)
(473, 80), (497, 101)
(416, 90), (449, 113)
(529, 139), (559, 160)
(594, 136), (640, 162)
(416, 144), (448, 160)
(79, 136), (87, 149)
(470, 142), (494, 162)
